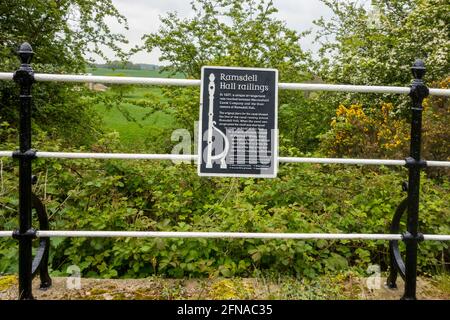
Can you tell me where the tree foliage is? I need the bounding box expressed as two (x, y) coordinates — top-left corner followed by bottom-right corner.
(314, 0), (449, 161)
(315, 0), (449, 87)
(142, 0), (311, 80)
(0, 0), (129, 145)
(0, 0), (128, 70)
(140, 0), (330, 151)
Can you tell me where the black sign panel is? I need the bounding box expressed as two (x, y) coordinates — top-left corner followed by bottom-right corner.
(198, 66), (278, 178)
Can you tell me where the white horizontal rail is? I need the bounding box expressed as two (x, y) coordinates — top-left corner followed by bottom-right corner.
(0, 72), (201, 87)
(0, 230), (449, 241)
(36, 231), (402, 240)
(426, 161), (450, 167)
(279, 82), (450, 96)
(279, 82), (407, 94)
(283, 157), (450, 167)
(37, 152), (197, 161)
(280, 157), (405, 166)
(0, 151), (13, 157)
(422, 235), (450, 241)
(0, 151), (449, 167)
(0, 72), (449, 96)
(0, 231), (405, 240)
(0, 231), (12, 237)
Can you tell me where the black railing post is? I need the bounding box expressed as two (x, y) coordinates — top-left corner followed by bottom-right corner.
(402, 59), (429, 300)
(12, 42), (36, 300)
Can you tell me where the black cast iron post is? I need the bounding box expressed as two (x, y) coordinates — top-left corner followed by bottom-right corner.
(402, 59), (428, 300)
(12, 42), (36, 300)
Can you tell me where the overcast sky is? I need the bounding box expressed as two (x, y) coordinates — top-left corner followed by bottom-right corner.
(99, 0), (369, 64)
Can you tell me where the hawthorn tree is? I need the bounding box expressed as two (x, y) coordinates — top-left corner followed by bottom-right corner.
(315, 0), (449, 162)
(315, 0), (449, 96)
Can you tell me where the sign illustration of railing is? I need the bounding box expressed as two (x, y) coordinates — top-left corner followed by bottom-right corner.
(0, 43), (449, 300)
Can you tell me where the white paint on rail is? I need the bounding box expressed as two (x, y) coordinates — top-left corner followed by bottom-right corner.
(0, 151), (449, 167)
(33, 231), (450, 241)
(0, 230), (449, 241)
(0, 72), (449, 96)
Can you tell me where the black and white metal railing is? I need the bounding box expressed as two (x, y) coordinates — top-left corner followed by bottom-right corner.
(0, 151), (449, 167)
(0, 230), (450, 241)
(0, 42), (449, 300)
(1, 71), (450, 96)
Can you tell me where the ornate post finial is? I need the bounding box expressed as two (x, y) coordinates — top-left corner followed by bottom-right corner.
(411, 59), (425, 80)
(13, 42), (35, 88)
(409, 59), (429, 110)
(17, 42), (34, 65)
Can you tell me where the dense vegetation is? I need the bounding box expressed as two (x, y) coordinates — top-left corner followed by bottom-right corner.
(0, 0), (448, 281)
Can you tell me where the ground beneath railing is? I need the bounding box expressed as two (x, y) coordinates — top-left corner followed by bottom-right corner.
(0, 274), (448, 300)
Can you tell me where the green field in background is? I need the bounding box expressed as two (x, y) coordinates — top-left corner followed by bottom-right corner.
(97, 102), (174, 150)
(87, 67), (184, 79)
(90, 68), (181, 149)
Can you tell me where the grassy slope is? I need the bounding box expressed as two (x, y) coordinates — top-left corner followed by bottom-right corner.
(89, 68), (184, 150)
(87, 67), (184, 78)
(95, 88), (175, 150)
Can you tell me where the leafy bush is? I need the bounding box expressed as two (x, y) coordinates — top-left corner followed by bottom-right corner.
(319, 76), (449, 179)
(1, 133), (448, 279)
(319, 102), (409, 159)
(421, 77), (450, 165)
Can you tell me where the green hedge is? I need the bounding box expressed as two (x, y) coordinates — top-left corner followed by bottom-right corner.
(1, 135), (448, 278)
